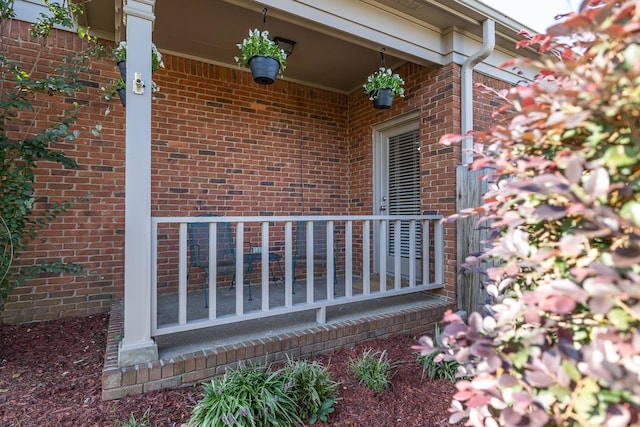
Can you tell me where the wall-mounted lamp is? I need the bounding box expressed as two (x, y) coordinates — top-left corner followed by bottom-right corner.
(273, 37), (296, 56)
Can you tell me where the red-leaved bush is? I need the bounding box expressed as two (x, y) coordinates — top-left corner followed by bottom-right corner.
(415, 1), (640, 426)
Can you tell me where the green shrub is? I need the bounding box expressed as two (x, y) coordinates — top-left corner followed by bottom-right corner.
(308, 398), (336, 425)
(415, 1), (640, 425)
(189, 357), (341, 426)
(415, 325), (463, 382)
(348, 348), (398, 393)
(188, 362), (301, 427)
(280, 356), (339, 424)
(416, 351), (460, 382)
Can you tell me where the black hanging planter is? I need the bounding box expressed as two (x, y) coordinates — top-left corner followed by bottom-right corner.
(117, 88), (126, 107)
(248, 55), (280, 85)
(115, 61), (126, 107)
(371, 89), (395, 110)
(117, 61), (126, 81)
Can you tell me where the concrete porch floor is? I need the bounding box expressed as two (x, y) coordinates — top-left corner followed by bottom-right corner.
(102, 276), (453, 400)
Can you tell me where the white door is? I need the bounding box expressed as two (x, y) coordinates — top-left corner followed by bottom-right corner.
(373, 115), (421, 279)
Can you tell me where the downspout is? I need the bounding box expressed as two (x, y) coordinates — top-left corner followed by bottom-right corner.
(456, 19), (495, 315)
(461, 19), (495, 163)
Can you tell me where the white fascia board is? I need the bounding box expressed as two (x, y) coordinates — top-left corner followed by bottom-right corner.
(14, 0), (76, 32)
(446, 28), (537, 83)
(252, 0), (446, 65)
(14, 0), (50, 23)
(454, 0), (538, 35)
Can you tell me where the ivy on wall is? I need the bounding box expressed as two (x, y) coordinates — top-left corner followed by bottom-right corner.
(0, 0), (104, 313)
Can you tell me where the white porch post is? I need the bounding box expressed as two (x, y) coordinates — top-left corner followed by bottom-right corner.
(118, 0), (158, 366)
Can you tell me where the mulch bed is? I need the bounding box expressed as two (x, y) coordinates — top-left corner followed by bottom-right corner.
(0, 313), (459, 426)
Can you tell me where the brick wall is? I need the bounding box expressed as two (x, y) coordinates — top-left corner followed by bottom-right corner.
(473, 72), (513, 130)
(2, 21), (125, 324)
(102, 296), (452, 400)
(1, 22), (508, 324)
(347, 62), (462, 301)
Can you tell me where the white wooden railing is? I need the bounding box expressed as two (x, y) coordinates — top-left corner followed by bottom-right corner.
(151, 215), (444, 336)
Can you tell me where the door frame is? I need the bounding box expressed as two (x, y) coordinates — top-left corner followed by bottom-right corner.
(372, 110), (420, 275)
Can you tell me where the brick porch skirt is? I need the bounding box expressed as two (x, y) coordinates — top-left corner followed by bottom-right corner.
(101, 298), (452, 400)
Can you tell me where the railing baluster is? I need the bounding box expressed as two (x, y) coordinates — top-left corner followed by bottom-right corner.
(178, 223), (187, 325)
(345, 220), (352, 297)
(151, 222), (159, 333)
(208, 223), (217, 319)
(327, 220), (334, 301)
(394, 219), (401, 290)
(379, 219), (387, 292)
(435, 221), (444, 284)
(423, 220), (430, 285)
(362, 220), (370, 294)
(306, 220), (314, 303)
(285, 221), (293, 307)
(235, 222), (244, 315)
(261, 222), (269, 311)
(409, 220), (416, 287)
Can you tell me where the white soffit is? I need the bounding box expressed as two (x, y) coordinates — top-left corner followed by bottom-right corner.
(231, 0), (446, 65)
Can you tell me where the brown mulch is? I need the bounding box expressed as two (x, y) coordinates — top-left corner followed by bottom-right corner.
(0, 313), (459, 426)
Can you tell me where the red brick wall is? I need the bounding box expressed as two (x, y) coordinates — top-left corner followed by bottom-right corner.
(473, 72), (512, 131)
(1, 21), (506, 324)
(2, 21), (127, 324)
(151, 55), (349, 218)
(347, 62), (462, 301)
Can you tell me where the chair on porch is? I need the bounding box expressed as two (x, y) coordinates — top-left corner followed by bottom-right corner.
(187, 214), (235, 307)
(292, 219), (338, 293)
(243, 245), (285, 300)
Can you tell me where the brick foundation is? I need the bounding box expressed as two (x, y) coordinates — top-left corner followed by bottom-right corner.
(101, 298), (452, 400)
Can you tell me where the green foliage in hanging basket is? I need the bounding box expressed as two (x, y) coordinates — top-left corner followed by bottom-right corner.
(234, 29), (287, 74)
(363, 67), (405, 99)
(106, 41), (164, 102)
(102, 78), (126, 101)
(112, 41), (164, 72)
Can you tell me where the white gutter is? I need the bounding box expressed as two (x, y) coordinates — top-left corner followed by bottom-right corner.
(461, 19), (495, 164)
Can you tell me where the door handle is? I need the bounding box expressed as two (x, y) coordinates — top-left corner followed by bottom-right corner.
(380, 205), (387, 211)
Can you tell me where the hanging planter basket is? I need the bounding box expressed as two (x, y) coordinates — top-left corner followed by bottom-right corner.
(110, 41), (164, 108)
(117, 61), (126, 81)
(117, 87), (126, 107)
(116, 62), (127, 107)
(371, 89), (395, 110)
(363, 50), (405, 111)
(248, 55), (280, 85)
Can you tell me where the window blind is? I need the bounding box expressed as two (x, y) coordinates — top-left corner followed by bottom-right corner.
(388, 129), (421, 258)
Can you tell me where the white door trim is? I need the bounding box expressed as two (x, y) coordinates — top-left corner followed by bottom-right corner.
(372, 110), (420, 275)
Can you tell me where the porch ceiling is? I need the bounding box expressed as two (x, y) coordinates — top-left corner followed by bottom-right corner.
(79, 0), (535, 94)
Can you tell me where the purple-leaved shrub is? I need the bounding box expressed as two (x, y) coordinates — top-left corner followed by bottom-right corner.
(415, 1), (640, 426)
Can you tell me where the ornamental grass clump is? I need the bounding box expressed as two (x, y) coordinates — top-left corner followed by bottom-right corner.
(415, 1), (640, 425)
(188, 363), (301, 427)
(280, 356), (339, 424)
(118, 407), (151, 427)
(188, 357), (341, 426)
(349, 348), (398, 393)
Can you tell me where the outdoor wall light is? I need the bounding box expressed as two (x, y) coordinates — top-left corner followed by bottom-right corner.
(273, 37), (296, 56)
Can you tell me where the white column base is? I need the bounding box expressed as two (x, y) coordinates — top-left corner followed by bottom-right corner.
(117, 340), (158, 367)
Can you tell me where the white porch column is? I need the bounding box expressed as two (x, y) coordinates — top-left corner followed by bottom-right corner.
(118, 0), (158, 366)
